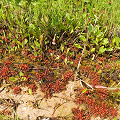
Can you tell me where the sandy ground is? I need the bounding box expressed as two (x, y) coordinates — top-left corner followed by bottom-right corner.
(0, 80), (120, 120)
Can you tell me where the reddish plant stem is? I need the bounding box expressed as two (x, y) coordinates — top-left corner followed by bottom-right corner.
(82, 18), (91, 32)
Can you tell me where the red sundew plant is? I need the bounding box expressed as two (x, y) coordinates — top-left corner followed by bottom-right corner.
(111, 56), (116, 61)
(96, 89), (108, 100)
(35, 68), (50, 82)
(0, 65), (9, 79)
(72, 108), (91, 120)
(73, 58), (79, 66)
(4, 60), (12, 66)
(59, 63), (63, 67)
(41, 82), (52, 97)
(80, 66), (91, 74)
(51, 80), (66, 92)
(29, 54), (36, 61)
(75, 88), (118, 119)
(47, 49), (53, 54)
(98, 57), (106, 62)
(88, 70), (95, 78)
(103, 63), (112, 69)
(87, 70), (100, 86)
(9, 55), (13, 60)
(41, 79), (66, 98)
(19, 64), (30, 72)
(0, 64), (18, 81)
(53, 62), (63, 68)
(59, 54), (66, 61)
(36, 54), (43, 60)
(43, 59), (50, 64)
(13, 86), (21, 94)
(9, 70), (16, 77)
(28, 84), (37, 92)
(95, 64), (102, 71)
(53, 62), (58, 68)
(63, 71), (74, 82)
(46, 76), (54, 82)
(72, 108), (86, 120)
(113, 62), (120, 69)
(35, 73), (44, 81)
(42, 68), (50, 76)
(91, 74), (100, 87)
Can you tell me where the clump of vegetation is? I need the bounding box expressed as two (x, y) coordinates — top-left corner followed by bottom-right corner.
(72, 57), (120, 119)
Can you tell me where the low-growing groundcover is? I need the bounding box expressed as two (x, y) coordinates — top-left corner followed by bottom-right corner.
(0, 42), (120, 119)
(0, 0), (120, 119)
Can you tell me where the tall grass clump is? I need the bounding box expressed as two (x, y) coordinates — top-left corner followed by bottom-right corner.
(0, 0), (120, 54)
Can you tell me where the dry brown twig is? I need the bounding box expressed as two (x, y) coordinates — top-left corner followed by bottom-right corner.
(71, 44), (88, 91)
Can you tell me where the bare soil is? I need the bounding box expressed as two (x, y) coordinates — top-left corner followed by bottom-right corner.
(0, 80), (120, 120)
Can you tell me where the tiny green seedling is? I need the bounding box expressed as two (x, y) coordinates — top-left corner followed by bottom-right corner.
(29, 88), (32, 95)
